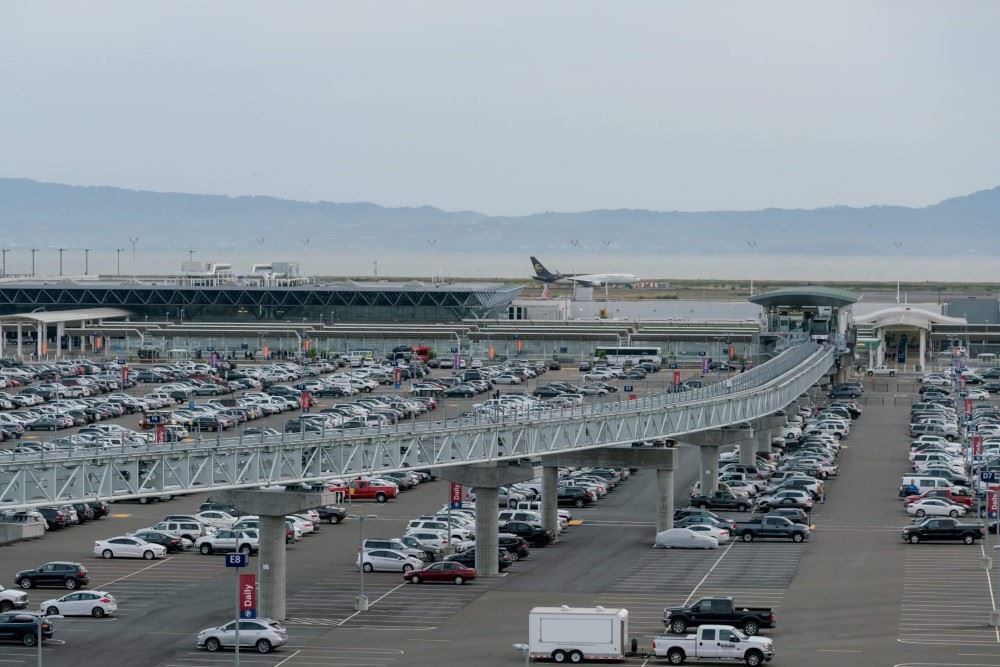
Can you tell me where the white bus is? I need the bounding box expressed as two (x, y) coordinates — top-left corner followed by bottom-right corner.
(593, 346), (662, 365)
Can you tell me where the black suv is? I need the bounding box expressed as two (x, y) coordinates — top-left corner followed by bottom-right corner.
(498, 534), (530, 560)
(0, 612), (53, 647)
(499, 521), (553, 547)
(38, 508), (68, 530)
(558, 487), (594, 508)
(132, 530), (186, 553)
(199, 501), (242, 516)
(14, 562), (89, 590)
(445, 547), (512, 571)
(316, 506), (346, 524)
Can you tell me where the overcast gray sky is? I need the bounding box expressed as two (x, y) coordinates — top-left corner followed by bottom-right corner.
(2, 1), (998, 215)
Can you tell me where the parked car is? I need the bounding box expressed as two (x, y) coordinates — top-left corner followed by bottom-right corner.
(0, 612), (53, 647)
(14, 562), (90, 590)
(93, 536), (167, 560)
(39, 591), (117, 618)
(654, 528), (719, 550)
(902, 517), (984, 544)
(404, 561), (477, 585)
(653, 625), (774, 666)
(197, 618), (287, 654)
(662, 597), (775, 636)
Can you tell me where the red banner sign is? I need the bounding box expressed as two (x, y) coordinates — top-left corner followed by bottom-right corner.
(672, 370), (681, 386)
(974, 434), (984, 456)
(155, 424), (166, 444)
(990, 488), (998, 519)
(122, 366), (130, 381)
(450, 482), (463, 507)
(239, 573), (257, 619)
(966, 399), (974, 416)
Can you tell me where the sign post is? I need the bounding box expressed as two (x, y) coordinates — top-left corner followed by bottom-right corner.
(394, 367), (402, 390)
(226, 553), (249, 666)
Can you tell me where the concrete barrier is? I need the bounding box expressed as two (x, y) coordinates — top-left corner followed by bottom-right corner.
(0, 521), (46, 545)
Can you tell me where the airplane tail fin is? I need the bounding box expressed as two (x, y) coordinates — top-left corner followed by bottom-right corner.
(530, 256), (555, 280)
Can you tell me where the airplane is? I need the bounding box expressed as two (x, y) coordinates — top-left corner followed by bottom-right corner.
(530, 256), (638, 288)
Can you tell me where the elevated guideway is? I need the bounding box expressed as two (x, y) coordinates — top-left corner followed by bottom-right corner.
(0, 343), (833, 510)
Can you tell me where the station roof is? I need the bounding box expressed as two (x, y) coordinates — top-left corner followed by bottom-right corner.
(0, 307), (131, 325)
(748, 286), (859, 308)
(854, 306), (966, 331)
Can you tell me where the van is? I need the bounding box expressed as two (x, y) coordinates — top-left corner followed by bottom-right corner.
(899, 475), (961, 497)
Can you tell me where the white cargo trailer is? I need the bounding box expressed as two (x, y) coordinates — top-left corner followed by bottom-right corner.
(528, 606), (628, 662)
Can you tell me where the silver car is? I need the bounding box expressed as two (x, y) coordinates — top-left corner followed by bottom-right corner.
(197, 618), (288, 654)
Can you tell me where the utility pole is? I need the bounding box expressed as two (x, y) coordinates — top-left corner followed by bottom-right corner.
(58, 248), (65, 276)
(188, 249), (196, 262)
(0, 248), (7, 278)
(84, 248), (91, 275)
(30, 248), (38, 277)
(116, 248), (123, 276)
(129, 237), (139, 280)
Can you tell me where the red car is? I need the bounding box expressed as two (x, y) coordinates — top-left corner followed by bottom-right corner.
(403, 562), (476, 585)
(904, 488), (975, 508)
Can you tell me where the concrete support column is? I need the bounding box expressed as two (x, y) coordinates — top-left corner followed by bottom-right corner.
(55, 322), (64, 360)
(542, 465), (560, 542)
(474, 486), (500, 576)
(877, 327), (885, 366)
(0, 324), (4, 358)
(919, 329), (926, 371)
(16, 324), (22, 359)
(36, 323), (44, 359)
(739, 436), (757, 466)
(259, 514), (288, 620)
(756, 429), (773, 455)
(700, 445), (719, 495)
(656, 468), (674, 533)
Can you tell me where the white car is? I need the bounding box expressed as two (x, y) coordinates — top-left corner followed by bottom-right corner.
(654, 528), (719, 550)
(907, 498), (967, 518)
(40, 591), (117, 618)
(285, 515), (315, 536)
(921, 375), (949, 386)
(194, 511), (238, 529)
(197, 618), (288, 654)
(966, 388), (991, 400)
(357, 549), (423, 573)
(94, 536), (167, 560)
(686, 523), (731, 544)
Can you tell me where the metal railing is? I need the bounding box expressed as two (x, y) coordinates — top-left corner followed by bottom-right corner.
(0, 344), (833, 509)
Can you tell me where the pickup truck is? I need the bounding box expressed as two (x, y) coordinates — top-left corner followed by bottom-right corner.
(0, 584), (29, 612)
(327, 479), (397, 503)
(902, 517), (984, 544)
(866, 365), (897, 377)
(663, 597), (775, 636)
(690, 491), (752, 512)
(653, 625), (774, 666)
(732, 516), (810, 543)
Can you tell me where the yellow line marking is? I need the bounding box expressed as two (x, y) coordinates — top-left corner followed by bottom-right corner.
(568, 519), (584, 526)
(111, 513), (132, 518)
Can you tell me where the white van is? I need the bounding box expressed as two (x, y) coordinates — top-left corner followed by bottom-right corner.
(899, 475), (962, 497)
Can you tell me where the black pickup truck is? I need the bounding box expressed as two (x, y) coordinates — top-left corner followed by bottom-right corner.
(732, 516), (811, 542)
(662, 597), (776, 636)
(902, 517), (984, 544)
(689, 490), (752, 512)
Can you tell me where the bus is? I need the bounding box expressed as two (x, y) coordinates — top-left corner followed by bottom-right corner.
(593, 346), (662, 365)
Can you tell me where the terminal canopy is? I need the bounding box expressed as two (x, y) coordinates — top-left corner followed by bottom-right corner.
(854, 306), (966, 331)
(748, 286), (858, 309)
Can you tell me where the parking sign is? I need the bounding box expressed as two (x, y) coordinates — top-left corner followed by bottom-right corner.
(225, 553), (249, 568)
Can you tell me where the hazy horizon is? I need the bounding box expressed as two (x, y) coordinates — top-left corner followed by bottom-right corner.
(3, 2), (1000, 215)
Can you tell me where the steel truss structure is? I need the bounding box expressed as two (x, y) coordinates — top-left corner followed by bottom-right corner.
(0, 282), (521, 320)
(0, 344), (833, 510)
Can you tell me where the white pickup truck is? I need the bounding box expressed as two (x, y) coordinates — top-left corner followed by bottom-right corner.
(0, 584), (30, 612)
(866, 365), (896, 377)
(653, 625), (774, 666)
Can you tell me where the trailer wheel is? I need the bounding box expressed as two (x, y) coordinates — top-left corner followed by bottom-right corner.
(667, 647), (686, 664)
(552, 650), (567, 663)
(568, 650), (583, 663)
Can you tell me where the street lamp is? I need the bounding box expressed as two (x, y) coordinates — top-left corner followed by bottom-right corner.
(115, 248), (123, 276)
(601, 240), (612, 301)
(747, 240), (758, 297)
(349, 513), (377, 610)
(57, 248), (65, 276)
(30, 248), (38, 277)
(188, 249), (196, 262)
(84, 248), (91, 275)
(128, 237), (139, 280)
(0, 247), (7, 277)
(894, 241), (903, 303)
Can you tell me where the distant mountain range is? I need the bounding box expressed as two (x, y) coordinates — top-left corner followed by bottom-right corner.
(1, 177), (998, 255)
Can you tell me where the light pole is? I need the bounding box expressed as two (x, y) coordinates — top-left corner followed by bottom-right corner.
(747, 240), (758, 297)
(601, 240), (612, 302)
(188, 249), (196, 262)
(894, 241), (903, 303)
(0, 247), (7, 277)
(350, 513), (377, 610)
(129, 237), (139, 280)
(115, 248), (123, 276)
(452, 331), (462, 373)
(57, 248), (65, 276)
(84, 248), (91, 275)
(30, 248), (38, 277)
(427, 239), (438, 283)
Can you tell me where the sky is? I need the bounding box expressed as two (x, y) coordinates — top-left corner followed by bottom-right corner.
(2, 1), (999, 216)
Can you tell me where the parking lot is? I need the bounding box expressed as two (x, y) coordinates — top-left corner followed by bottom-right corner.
(10, 367), (1000, 665)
